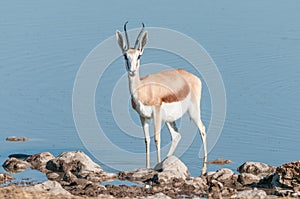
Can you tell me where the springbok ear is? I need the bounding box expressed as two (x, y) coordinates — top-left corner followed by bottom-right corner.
(116, 30), (125, 52)
(139, 31), (148, 52)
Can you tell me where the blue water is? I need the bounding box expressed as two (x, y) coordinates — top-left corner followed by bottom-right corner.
(0, 0), (300, 182)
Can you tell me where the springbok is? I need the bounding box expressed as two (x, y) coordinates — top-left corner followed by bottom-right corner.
(116, 22), (207, 174)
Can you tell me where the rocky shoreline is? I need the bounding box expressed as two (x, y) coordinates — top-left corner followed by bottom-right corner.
(1, 150), (300, 198)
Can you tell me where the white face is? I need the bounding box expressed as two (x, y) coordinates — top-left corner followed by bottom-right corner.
(116, 24), (148, 76)
(123, 49), (142, 76)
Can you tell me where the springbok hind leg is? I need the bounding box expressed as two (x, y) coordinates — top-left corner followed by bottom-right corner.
(153, 106), (162, 163)
(189, 109), (207, 174)
(166, 122), (181, 157)
(195, 119), (207, 174)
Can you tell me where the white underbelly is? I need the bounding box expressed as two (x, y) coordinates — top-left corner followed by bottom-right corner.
(135, 101), (153, 118)
(134, 94), (190, 121)
(161, 94), (190, 122)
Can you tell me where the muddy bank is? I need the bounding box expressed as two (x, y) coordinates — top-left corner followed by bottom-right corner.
(1, 150), (300, 198)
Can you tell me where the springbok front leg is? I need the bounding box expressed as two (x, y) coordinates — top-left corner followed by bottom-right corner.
(140, 117), (150, 168)
(166, 122), (181, 157)
(153, 106), (162, 163)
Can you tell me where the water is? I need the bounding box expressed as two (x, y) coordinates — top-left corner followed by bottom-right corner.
(0, 0), (300, 181)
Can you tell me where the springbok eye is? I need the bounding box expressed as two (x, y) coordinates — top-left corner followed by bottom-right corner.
(123, 54), (128, 60)
(137, 55), (141, 60)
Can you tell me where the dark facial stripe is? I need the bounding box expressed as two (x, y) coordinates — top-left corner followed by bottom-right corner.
(123, 54), (130, 71)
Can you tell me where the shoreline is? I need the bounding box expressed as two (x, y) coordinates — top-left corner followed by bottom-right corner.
(1, 150), (300, 198)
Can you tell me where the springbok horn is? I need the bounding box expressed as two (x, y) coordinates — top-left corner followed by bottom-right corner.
(124, 21), (130, 49)
(134, 23), (145, 49)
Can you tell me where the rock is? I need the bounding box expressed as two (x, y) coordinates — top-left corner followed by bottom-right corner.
(46, 172), (61, 181)
(93, 194), (117, 199)
(238, 173), (262, 185)
(46, 150), (103, 173)
(205, 168), (240, 198)
(185, 177), (208, 191)
(91, 172), (117, 182)
(208, 168), (240, 188)
(46, 150), (117, 182)
(276, 160), (300, 188)
(140, 192), (171, 199)
(6, 136), (29, 142)
(237, 162), (276, 177)
(99, 184), (155, 198)
(61, 177), (107, 197)
(0, 172), (14, 183)
(3, 152), (55, 174)
(154, 156), (190, 183)
(206, 158), (232, 165)
(211, 168), (234, 182)
(208, 184), (237, 199)
(236, 188), (267, 199)
(2, 157), (31, 173)
(25, 152), (55, 173)
(248, 172), (281, 189)
(118, 168), (158, 182)
(275, 189), (300, 197)
(180, 177), (208, 196)
(24, 180), (72, 196)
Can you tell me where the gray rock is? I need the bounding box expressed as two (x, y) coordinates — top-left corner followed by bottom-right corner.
(276, 160), (300, 188)
(24, 180), (72, 196)
(95, 195), (117, 199)
(2, 157), (31, 173)
(119, 168), (158, 182)
(25, 152), (55, 173)
(236, 188), (267, 199)
(205, 168), (241, 198)
(3, 152), (55, 174)
(46, 150), (103, 173)
(46, 172), (61, 181)
(208, 184), (237, 199)
(139, 192), (172, 199)
(208, 168), (239, 188)
(0, 172), (13, 183)
(185, 177), (208, 191)
(237, 162), (276, 177)
(6, 136), (29, 142)
(46, 150), (117, 182)
(206, 158), (232, 165)
(212, 168), (234, 182)
(275, 189), (300, 197)
(154, 156), (190, 183)
(238, 173), (262, 185)
(119, 157), (190, 185)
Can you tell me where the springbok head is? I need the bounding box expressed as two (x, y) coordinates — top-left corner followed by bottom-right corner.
(116, 22), (148, 76)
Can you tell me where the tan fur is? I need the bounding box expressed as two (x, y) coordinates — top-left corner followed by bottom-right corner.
(133, 69), (192, 106)
(127, 49), (138, 54)
(176, 69), (202, 107)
